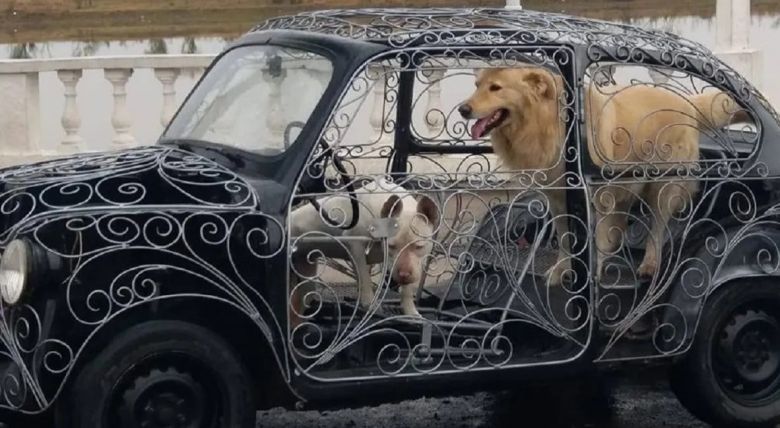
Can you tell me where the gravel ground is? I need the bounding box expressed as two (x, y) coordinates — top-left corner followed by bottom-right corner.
(256, 378), (707, 428)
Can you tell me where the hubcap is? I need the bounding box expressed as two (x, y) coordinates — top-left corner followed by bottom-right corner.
(715, 307), (780, 405)
(117, 366), (215, 428)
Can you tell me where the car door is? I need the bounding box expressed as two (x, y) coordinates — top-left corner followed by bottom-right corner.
(286, 45), (593, 384)
(580, 61), (763, 361)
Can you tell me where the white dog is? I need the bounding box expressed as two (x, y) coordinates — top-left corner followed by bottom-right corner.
(290, 178), (439, 319)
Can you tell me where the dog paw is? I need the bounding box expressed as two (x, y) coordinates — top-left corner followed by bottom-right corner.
(636, 259), (657, 280)
(358, 291), (375, 309)
(401, 306), (423, 318)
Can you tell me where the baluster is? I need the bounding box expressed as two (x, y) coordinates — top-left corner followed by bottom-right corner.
(104, 68), (135, 149)
(425, 69), (445, 136)
(262, 67), (286, 144)
(154, 68), (180, 127)
(57, 69), (83, 153)
(369, 65), (392, 144)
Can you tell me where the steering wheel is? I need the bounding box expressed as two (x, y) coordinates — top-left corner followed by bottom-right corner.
(288, 121), (360, 230)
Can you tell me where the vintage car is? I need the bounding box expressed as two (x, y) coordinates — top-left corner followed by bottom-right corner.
(0, 7), (779, 428)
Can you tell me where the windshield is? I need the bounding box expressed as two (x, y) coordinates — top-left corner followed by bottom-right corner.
(163, 45), (333, 156)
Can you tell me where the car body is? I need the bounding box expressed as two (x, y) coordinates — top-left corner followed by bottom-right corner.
(1, 7), (780, 428)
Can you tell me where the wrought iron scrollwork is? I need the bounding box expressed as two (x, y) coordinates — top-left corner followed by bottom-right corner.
(0, 147), (289, 412)
(289, 45), (589, 381)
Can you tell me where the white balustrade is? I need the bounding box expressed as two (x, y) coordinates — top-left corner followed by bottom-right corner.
(155, 68), (180, 127)
(0, 12), (768, 169)
(0, 54), (214, 165)
(57, 69), (83, 153)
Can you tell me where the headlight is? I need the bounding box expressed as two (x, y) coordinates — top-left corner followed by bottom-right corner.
(0, 239), (30, 305)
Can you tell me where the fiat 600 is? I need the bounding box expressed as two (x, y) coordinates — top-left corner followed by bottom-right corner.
(0, 8), (779, 428)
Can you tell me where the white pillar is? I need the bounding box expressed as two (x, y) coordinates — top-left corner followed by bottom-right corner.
(0, 73), (40, 157)
(154, 68), (180, 127)
(104, 68), (136, 149)
(716, 0), (750, 51)
(505, 0), (522, 10)
(57, 69), (83, 154)
(715, 0), (762, 90)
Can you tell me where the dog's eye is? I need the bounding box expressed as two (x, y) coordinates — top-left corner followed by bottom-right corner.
(388, 242), (397, 250)
(414, 242), (426, 249)
(489, 84), (502, 92)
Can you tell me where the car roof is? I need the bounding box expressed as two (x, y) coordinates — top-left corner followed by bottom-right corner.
(253, 8), (708, 54)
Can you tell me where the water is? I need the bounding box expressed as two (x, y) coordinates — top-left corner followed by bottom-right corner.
(2, 0), (779, 149)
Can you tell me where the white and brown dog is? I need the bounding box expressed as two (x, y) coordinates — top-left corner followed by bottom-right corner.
(290, 178), (439, 321)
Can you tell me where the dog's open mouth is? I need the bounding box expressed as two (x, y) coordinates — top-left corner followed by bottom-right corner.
(470, 109), (508, 139)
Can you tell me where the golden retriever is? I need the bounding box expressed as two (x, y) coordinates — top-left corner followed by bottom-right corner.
(459, 67), (743, 284)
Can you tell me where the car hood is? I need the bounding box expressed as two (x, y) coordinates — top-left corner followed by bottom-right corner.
(0, 146), (258, 241)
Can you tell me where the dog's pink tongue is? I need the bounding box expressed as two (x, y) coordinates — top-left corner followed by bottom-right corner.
(471, 117), (490, 139)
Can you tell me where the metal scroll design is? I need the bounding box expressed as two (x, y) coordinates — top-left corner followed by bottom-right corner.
(289, 189), (591, 379)
(0, 210), (287, 412)
(0, 146), (256, 245)
(584, 63), (771, 361)
(256, 8), (708, 54)
(0, 147), (288, 412)
(289, 46), (590, 381)
(310, 47), (581, 190)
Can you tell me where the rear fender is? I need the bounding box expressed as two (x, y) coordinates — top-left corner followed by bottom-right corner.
(663, 223), (780, 355)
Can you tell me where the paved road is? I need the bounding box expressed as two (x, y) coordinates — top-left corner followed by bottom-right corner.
(257, 379), (708, 428)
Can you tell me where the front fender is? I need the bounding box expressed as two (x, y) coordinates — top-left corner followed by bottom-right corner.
(0, 209), (290, 415)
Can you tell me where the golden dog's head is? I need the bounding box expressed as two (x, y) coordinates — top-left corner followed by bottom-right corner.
(458, 67), (561, 139)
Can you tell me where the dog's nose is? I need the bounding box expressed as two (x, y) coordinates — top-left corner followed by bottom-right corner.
(397, 271), (412, 284)
(458, 104), (472, 119)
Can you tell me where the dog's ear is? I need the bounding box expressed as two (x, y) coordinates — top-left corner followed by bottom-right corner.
(416, 195), (440, 227)
(523, 69), (557, 99)
(380, 195), (402, 218)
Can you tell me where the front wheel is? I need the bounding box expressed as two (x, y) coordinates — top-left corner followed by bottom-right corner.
(58, 320), (257, 428)
(670, 281), (780, 428)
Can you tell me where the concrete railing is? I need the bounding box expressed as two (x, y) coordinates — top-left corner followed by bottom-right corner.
(0, 0), (765, 168)
(0, 54), (214, 162)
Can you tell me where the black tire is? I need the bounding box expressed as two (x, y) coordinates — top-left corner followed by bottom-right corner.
(670, 281), (780, 428)
(58, 320), (256, 428)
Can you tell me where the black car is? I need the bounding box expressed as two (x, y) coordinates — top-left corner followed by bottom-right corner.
(1, 7), (779, 428)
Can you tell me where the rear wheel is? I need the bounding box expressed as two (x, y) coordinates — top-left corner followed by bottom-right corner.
(670, 281), (780, 428)
(58, 320), (257, 428)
